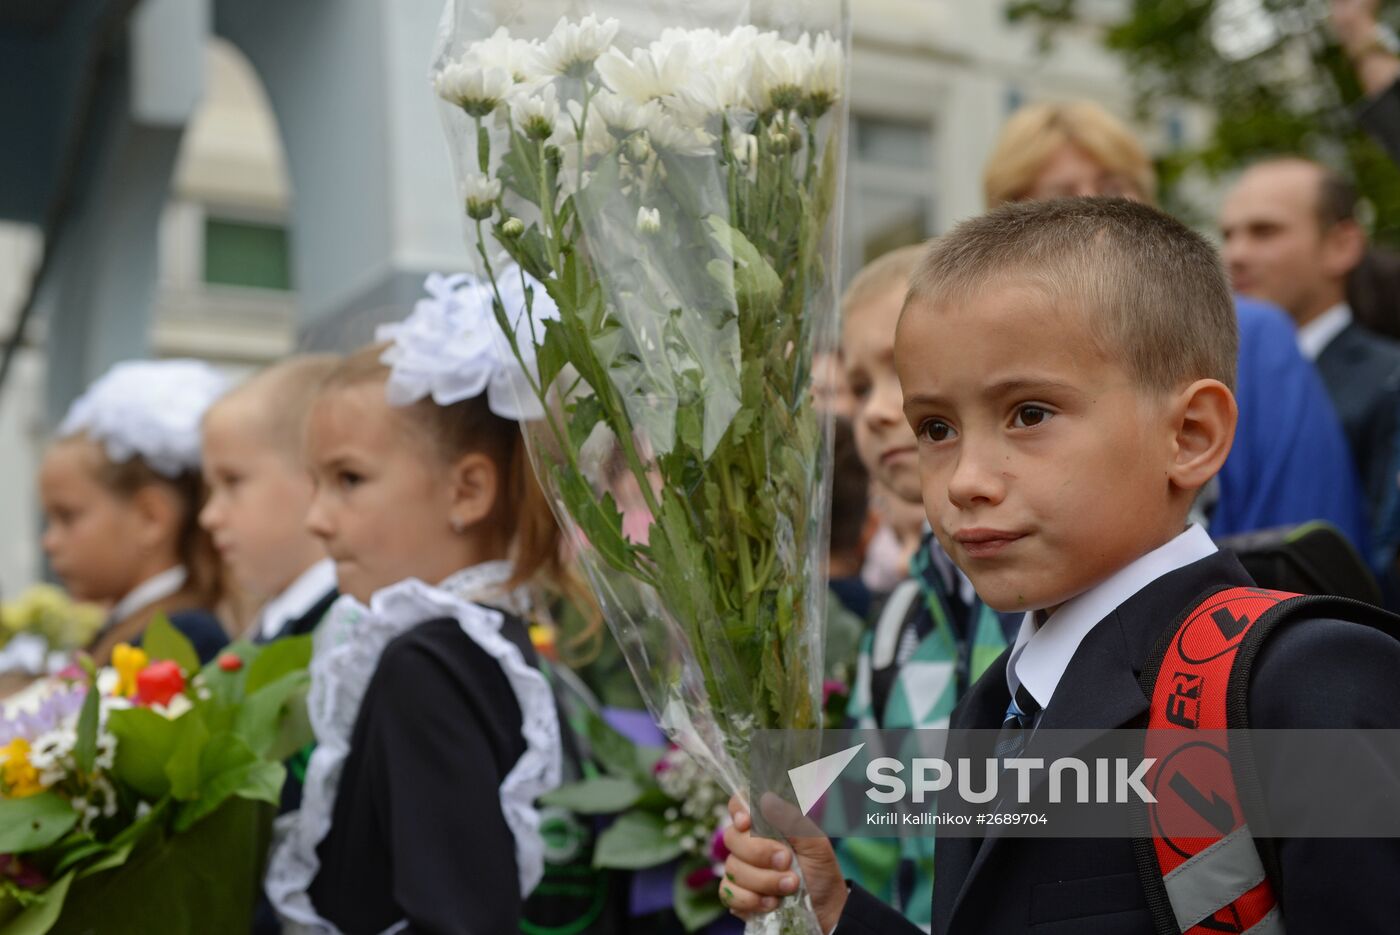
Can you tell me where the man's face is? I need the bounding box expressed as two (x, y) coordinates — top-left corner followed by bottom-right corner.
(895, 284), (1183, 614)
(843, 286), (923, 505)
(1220, 163), (1357, 323)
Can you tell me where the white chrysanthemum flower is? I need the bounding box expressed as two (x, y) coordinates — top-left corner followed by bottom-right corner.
(636, 206), (661, 235)
(805, 32), (843, 115)
(469, 27), (544, 84)
(464, 173), (502, 220)
(537, 15), (620, 78)
(511, 83), (560, 141)
(644, 109), (714, 157)
(596, 45), (691, 105)
(435, 61), (512, 118)
(751, 35), (811, 113)
(590, 92), (662, 146)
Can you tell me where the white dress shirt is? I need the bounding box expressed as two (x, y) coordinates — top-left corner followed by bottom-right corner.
(1004, 524), (1218, 711)
(1296, 303), (1353, 362)
(108, 565), (188, 626)
(256, 558), (337, 641)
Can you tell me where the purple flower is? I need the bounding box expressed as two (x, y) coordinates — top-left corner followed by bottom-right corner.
(710, 826), (730, 864)
(1, 854), (47, 890)
(0, 683), (87, 745)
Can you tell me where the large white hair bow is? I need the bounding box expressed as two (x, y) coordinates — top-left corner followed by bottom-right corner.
(375, 267), (558, 421)
(58, 359), (230, 478)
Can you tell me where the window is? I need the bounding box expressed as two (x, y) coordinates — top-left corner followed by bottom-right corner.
(843, 115), (935, 279)
(203, 217), (292, 290)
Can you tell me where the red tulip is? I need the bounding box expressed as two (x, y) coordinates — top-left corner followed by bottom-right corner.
(135, 660), (186, 707)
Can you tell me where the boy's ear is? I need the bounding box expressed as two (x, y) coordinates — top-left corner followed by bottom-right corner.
(1166, 379), (1237, 494)
(447, 452), (499, 531)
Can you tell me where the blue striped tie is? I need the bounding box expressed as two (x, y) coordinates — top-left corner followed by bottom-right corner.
(994, 684), (1040, 764)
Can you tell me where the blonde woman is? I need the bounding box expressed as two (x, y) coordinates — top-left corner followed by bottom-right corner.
(980, 99), (1371, 547)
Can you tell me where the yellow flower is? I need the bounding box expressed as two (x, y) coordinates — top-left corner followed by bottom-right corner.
(528, 623), (557, 661)
(0, 738), (44, 798)
(113, 643), (149, 698)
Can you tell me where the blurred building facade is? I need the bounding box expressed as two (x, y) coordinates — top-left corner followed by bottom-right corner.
(0, 0), (1181, 592)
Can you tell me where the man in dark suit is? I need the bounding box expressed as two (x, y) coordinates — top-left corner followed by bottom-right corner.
(1221, 158), (1400, 516)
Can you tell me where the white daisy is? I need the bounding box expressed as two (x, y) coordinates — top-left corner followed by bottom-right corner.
(537, 15), (620, 78)
(435, 61), (512, 117)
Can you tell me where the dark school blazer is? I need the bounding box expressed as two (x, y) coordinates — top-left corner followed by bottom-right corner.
(836, 550), (1400, 935)
(1314, 321), (1400, 513)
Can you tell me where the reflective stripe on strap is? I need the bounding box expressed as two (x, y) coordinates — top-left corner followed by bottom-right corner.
(1244, 905), (1285, 935)
(1163, 825), (1267, 932)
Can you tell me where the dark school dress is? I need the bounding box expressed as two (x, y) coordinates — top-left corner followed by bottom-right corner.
(307, 615), (535, 934)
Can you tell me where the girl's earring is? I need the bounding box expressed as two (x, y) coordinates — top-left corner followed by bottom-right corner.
(450, 518), (466, 534)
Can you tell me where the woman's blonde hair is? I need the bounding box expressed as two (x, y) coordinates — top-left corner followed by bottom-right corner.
(983, 101), (1157, 208)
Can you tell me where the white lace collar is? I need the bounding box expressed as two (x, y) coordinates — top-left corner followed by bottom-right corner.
(438, 560), (531, 617)
(108, 566), (187, 626)
(264, 570), (562, 934)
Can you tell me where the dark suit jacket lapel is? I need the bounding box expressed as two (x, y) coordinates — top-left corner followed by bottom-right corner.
(259, 588), (339, 644)
(943, 551), (1255, 929)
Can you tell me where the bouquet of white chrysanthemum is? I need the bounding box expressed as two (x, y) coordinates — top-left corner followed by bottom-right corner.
(433, 6), (847, 932)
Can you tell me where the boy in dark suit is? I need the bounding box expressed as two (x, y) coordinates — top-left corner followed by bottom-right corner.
(719, 197), (1400, 934)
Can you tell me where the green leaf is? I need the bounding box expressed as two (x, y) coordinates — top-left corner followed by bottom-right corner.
(0, 794), (78, 853)
(235, 670), (310, 759)
(164, 713), (211, 801)
(580, 709), (663, 783)
(173, 734), (283, 833)
(0, 871), (72, 935)
(72, 839), (136, 880)
(49, 841), (108, 878)
(592, 812), (685, 870)
(536, 318), (569, 391)
(540, 776), (642, 814)
(556, 468), (636, 577)
(704, 215), (781, 310)
(141, 615), (199, 676)
(71, 679), (99, 775)
(673, 858), (725, 932)
(106, 708), (180, 801)
(243, 635), (311, 695)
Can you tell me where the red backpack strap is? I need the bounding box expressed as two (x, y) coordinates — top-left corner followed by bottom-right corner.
(1134, 586), (1298, 935)
(1135, 585), (1400, 934)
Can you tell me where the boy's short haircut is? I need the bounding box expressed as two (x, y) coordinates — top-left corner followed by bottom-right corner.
(210, 354), (342, 460)
(983, 100), (1157, 208)
(907, 198), (1238, 393)
(841, 243), (928, 316)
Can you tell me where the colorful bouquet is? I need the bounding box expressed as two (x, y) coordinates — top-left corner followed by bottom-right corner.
(0, 619), (311, 934)
(433, 6), (848, 931)
(542, 711), (733, 932)
(0, 587), (104, 680)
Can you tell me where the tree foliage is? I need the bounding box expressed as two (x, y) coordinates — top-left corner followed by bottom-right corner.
(1006, 0), (1400, 244)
